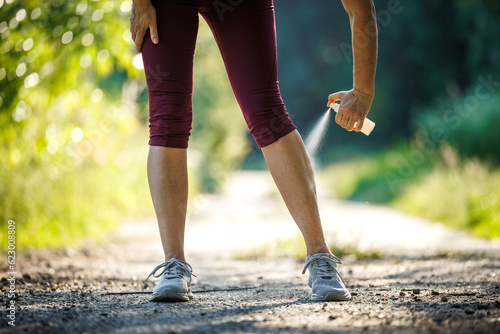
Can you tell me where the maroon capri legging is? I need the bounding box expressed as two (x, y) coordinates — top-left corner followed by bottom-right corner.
(141, 0), (296, 148)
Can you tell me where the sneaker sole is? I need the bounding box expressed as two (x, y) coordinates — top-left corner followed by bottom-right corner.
(312, 290), (351, 301)
(150, 290), (194, 302)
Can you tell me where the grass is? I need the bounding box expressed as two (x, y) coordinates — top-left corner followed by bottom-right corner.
(0, 130), (214, 251)
(423, 249), (487, 260)
(322, 144), (500, 240)
(233, 234), (384, 261)
(321, 143), (435, 204)
(0, 140), (153, 250)
(394, 155), (500, 240)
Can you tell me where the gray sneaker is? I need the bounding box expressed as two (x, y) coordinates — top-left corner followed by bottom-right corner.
(302, 253), (351, 301)
(145, 258), (195, 302)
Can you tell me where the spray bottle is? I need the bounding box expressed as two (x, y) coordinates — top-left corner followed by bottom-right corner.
(328, 102), (375, 136)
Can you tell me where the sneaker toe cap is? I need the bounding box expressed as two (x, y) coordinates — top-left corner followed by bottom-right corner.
(153, 281), (189, 294)
(312, 280), (350, 301)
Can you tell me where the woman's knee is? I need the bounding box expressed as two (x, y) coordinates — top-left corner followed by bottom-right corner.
(148, 106), (192, 149)
(246, 107), (297, 148)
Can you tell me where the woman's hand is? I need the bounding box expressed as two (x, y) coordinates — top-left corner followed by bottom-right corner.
(130, 0), (158, 53)
(328, 89), (373, 132)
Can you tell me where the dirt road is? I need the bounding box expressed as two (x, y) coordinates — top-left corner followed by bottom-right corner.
(1, 171), (499, 333)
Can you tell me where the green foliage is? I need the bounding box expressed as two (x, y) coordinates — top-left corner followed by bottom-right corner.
(395, 153), (500, 240)
(0, 0), (148, 250)
(0, 0), (141, 112)
(415, 89), (500, 163)
(393, 89), (500, 239)
(321, 143), (434, 204)
(324, 144), (500, 240)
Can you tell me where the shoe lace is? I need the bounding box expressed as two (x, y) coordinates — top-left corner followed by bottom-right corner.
(302, 253), (344, 280)
(145, 258), (196, 283)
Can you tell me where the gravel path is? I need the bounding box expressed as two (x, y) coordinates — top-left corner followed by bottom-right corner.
(1, 171), (499, 333)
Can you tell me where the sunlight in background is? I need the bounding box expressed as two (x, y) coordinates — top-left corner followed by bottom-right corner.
(133, 54), (144, 70)
(0, 0), (153, 248)
(120, 1), (132, 13)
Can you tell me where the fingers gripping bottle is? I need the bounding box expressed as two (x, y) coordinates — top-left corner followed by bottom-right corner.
(329, 102), (375, 136)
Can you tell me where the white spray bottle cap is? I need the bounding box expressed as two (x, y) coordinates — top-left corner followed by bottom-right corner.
(328, 102), (375, 136)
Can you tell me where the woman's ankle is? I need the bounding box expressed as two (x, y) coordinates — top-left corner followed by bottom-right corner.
(164, 251), (186, 262)
(306, 241), (332, 257)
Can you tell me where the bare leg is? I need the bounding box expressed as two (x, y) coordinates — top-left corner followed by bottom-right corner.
(261, 130), (331, 256)
(147, 146), (188, 262)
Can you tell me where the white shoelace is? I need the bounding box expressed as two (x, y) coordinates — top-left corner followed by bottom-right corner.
(145, 258), (196, 283)
(302, 253), (343, 280)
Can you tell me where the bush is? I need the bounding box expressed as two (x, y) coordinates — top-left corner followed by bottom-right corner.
(395, 149), (500, 240)
(415, 87), (500, 164)
(323, 143), (500, 240)
(321, 143), (434, 204)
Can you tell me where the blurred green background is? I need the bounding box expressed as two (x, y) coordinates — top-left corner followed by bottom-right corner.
(1, 0), (499, 250)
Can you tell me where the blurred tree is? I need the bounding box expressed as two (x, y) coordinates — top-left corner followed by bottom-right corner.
(0, 0), (148, 249)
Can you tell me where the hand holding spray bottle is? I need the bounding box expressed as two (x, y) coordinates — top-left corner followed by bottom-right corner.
(328, 102), (375, 136)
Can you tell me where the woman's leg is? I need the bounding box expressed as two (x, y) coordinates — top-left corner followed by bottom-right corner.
(261, 130), (330, 256)
(202, 0), (331, 256)
(142, 1), (200, 262)
(147, 146), (188, 262)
